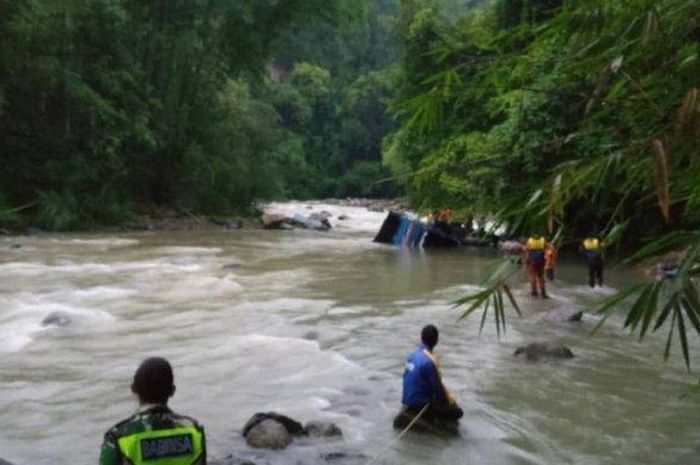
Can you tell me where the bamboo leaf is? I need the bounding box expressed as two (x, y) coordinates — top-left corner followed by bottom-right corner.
(651, 139), (671, 223)
(454, 289), (492, 321)
(625, 232), (700, 265)
(502, 284), (522, 316)
(602, 220), (629, 248)
(664, 309), (677, 361)
(684, 281), (700, 314)
(623, 284), (654, 330)
(493, 294), (501, 338)
(681, 297), (700, 337)
(676, 88), (698, 138)
(496, 288), (506, 336)
(676, 239), (700, 280)
(654, 292), (679, 332)
(479, 298), (490, 334)
(676, 304), (691, 372)
(596, 284), (647, 316)
(636, 282), (663, 338)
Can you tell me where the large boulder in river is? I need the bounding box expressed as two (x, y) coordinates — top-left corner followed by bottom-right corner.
(292, 213), (331, 231)
(41, 311), (72, 327)
(514, 343), (574, 362)
(261, 213), (291, 230)
(244, 419), (292, 449)
(304, 420), (343, 438)
(243, 412), (304, 449)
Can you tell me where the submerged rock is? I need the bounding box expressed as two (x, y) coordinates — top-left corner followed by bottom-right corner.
(244, 419), (292, 449)
(514, 343), (574, 362)
(543, 309), (583, 323)
(41, 311), (72, 327)
(222, 262), (242, 271)
(0, 459), (15, 465)
(321, 451), (367, 464)
(338, 215), (349, 221)
(304, 420), (343, 438)
(302, 330), (320, 341)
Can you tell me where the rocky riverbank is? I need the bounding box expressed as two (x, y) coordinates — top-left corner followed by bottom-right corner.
(0, 199), (406, 235)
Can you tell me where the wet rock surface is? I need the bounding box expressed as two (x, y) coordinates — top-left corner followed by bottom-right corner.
(542, 309), (584, 323)
(304, 421), (343, 438)
(41, 311), (72, 327)
(242, 413), (344, 451)
(244, 419), (292, 450)
(514, 343), (575, 362)
(243, 413), (304, 438)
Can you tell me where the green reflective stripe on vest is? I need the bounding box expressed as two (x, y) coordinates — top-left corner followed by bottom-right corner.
(117, 426), (203, 465)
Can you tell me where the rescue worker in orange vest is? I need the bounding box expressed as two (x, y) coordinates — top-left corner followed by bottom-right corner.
(525, 235), (548, 298)
(581, 234), (604, 287)
(544, 240), (557, 281)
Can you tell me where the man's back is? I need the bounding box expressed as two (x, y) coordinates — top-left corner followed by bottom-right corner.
(100, 405), (206, 465)
(402, 345), (446, 408)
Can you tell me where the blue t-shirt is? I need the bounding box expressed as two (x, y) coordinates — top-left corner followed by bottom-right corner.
(401, 344), (447, 408)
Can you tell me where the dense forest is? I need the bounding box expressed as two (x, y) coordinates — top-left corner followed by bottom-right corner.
(1, 0), (699, 243)
(0, 0), (403, 230)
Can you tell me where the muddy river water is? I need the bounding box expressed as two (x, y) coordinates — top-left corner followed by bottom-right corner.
(1, 202), (699, 465)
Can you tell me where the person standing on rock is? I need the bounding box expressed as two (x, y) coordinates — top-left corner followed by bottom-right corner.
(394, 325), (463, 429)
(99, 357), (206, 465)
(525, 235), (548, 298)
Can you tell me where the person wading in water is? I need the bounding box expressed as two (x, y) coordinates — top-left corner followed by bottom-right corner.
(394, 325), (463, 429)
(581, 233), (604, 288)
(525, 235), (548, 298)
(100, 357), (207, 465)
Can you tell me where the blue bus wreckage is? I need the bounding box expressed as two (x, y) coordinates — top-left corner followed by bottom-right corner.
(374, 211), (500, 249)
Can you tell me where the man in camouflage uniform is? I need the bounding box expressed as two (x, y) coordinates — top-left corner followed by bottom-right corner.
(100, 357), (206, 465)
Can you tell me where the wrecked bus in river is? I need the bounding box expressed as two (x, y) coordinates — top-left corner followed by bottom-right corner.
(373, 211), (462, 248)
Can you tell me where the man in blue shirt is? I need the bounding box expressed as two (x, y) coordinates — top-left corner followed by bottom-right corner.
(394, 325), (463, 429)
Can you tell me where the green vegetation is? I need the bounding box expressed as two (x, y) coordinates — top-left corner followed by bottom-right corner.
(0, 0), (402, 229)
(384, 0), (700, 368)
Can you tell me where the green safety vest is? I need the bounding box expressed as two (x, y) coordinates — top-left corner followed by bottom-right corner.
(117, 426), (204, 465)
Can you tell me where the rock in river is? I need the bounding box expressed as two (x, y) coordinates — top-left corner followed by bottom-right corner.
(514, 343), (574, 362)
(244, 419), (292, 450)
(41, 311), (72, 327)
(304, 420), (343, 438)
(543, 309), (583, 323)
(243, 412), (305, 449)
(0, 459), (15, 465)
